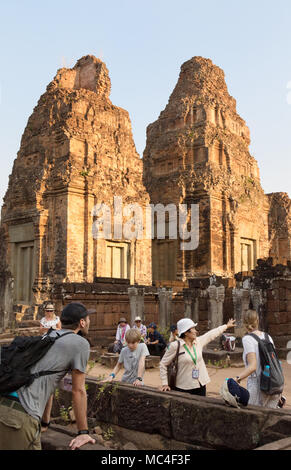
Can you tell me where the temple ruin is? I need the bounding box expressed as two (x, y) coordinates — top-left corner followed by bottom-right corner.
(0, 55), (290, 349)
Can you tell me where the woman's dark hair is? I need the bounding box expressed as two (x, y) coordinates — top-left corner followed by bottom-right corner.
(180, 328), (192, 339)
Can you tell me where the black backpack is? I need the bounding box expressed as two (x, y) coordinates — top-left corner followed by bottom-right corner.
(249, 333), (284, 395)
(0, 329), (73, 395)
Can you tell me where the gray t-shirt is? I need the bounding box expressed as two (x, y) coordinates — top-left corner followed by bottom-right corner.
(18, 329), (90, 420)
(118, 343), (149, 384)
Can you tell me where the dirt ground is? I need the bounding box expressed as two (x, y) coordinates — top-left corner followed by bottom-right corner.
(87, 359), (291, 410)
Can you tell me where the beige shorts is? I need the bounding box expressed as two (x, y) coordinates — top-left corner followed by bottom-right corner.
(0, 399), (41, 450)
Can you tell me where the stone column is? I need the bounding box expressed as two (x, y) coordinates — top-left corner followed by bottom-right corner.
(207, 285), (225, 329)
(158, 288), (173, 329)
(183, 288), (199, 324)
(1, 274), (15, 331)
(207, 285), (225, 349)
(128, 287), (145, 326)
(232, 287), (250, 337)
(183, 289), (192, 319)
(250, 288), (266, 331)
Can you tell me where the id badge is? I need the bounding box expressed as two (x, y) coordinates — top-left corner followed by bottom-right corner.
(192, 369), (199, 379)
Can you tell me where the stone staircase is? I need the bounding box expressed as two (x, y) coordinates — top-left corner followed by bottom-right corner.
(0, 318), (41, 347)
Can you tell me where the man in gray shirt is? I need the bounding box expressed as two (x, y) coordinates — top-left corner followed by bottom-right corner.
(0, 302), (96, 450)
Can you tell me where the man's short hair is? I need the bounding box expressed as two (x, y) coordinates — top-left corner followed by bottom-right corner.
(125, 328), (141, 344)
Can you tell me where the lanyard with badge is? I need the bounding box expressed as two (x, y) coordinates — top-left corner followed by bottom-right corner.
(184, 344), (199, 379)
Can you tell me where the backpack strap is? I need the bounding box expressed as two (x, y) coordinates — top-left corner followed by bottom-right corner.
(28, 331), (76, 384)
(55, 331), (75, 340)
(248, 333), (261, 343)
(264, 332), (271, 343)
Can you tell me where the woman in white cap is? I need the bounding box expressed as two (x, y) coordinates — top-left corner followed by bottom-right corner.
(160, 317), (235, 396)
(132, 317), (147, 341)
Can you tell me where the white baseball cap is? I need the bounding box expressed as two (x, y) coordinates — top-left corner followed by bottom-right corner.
(177, 318), (198, 337)
(134, 316), (142, 322)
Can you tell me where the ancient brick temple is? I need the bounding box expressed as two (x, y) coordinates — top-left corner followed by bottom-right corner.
(0, 55), (151, 319)
(0, 55), (290, 339)
(143, 56), (290, 281)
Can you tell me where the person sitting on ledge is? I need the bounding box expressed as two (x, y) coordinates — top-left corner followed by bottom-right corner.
(108, 317), (130, 354)
(132, 316), (147, 342)
(160, 317), (236, 396)
(39, 302), (61, 335)
(103, 329), (149, 386)
(145, 323), (166, 356)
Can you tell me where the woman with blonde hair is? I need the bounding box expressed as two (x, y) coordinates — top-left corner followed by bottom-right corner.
(234, 309), (282, 408)
(39, 302), (61, 334)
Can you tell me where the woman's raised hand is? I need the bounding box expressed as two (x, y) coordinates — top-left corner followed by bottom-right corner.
(226, 318), (236, 329)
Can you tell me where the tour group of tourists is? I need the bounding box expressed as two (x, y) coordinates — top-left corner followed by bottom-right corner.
(0, 301), (285, 450)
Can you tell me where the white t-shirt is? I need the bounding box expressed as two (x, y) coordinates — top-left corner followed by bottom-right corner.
(118, 343), (150, 384)
(242, 332), (274, 378)
(40, 316), (60, 329)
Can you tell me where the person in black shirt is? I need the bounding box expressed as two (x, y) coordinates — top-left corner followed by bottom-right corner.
(145, 323), (166, 356)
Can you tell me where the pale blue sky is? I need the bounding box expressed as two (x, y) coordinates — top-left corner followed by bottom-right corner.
(0, 0), (291, 207)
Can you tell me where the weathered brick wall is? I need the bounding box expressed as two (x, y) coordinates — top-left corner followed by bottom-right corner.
(266, 279), (291, 354)
(51, 279), (186, 346)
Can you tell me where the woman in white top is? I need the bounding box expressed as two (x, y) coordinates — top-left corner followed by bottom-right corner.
(160, 317), (236, 396)
(235, 309), (280, 408)
(39, 303), (61, 334)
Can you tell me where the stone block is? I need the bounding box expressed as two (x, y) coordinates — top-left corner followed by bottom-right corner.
(279, 288), (287, 300)
(267, 312), (288, 325)
(268, 324), (288, 336)
(90, 349), (101, 361)
(255, 437), (291, 451)
(170, 396), (263, 450)
(267, 300), (280, 312)
(100, 353), (119, 368)
(41, 427), (108, 450)
(273, 335), (291, 348)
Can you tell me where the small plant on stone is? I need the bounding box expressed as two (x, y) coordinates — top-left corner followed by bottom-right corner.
(60, 405), (72, 423)
(86, 360), (96, 374)
(103, 426), (114, 441)
(96, 383), (108, 400)
(108, 383), (119, 396)
(80, 169), (90, 177)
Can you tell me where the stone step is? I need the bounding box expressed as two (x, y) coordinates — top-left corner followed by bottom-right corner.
(15, 327), (40, 337)
(255, 437), (291, 451)
(0, 332), (14, 340)
(90, 348), (102, 361)
(203, 347), (244, 366)
(0, 338), (13, 346)
(17, 320), (40, 328)
(41, 426), (110, 450)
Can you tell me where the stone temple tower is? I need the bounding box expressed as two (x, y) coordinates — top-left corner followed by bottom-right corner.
(143, 56), (270, 281)
(0, 55), (151, 314)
